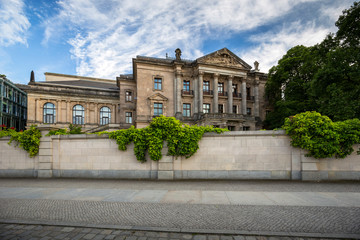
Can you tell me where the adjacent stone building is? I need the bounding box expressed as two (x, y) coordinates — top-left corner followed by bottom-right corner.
(19, 48), (269, 131)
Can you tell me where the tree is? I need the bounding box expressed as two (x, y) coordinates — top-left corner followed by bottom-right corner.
(265, 1), (360, 128)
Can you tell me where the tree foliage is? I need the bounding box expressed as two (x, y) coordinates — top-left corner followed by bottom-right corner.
(265, 2), (360, 128)
(98, 116), (227, 163)
(283, 111), (360, 158)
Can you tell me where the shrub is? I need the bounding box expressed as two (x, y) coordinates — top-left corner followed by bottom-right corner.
(46, 124), (83, 136)
(98, 116), (227, 163)
(283, 111), (360, 158)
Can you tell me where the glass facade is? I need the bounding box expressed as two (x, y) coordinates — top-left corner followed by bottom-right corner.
(43, 102), (56, 124)
(73, 104), (85, 125)
(100, 106), (111, 125)
(0, 76), (27, 130)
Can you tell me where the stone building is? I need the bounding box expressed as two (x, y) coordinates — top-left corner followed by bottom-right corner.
(0, 75), (27, 130)
(19, 48), (268, 131)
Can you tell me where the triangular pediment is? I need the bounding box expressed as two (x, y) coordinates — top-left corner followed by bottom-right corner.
(148, 93), (168, 101)
(196, 48), (252, 69)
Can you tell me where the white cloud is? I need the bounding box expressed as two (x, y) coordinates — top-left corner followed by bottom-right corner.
(0, 0), (30, 46)
(240, 21), (330, 72)
(43, 0), (353, 78)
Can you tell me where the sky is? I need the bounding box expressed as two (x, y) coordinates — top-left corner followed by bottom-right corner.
(0, 0), (355, 84)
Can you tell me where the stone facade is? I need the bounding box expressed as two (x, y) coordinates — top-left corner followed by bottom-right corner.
(19, 48), (269, 131)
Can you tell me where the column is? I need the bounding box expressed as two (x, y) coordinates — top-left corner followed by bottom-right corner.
(242, 78), (247, 115)
(254, 81), (260, 117)
(35, 99), (40, 122)
(227, 75), (233, 113)
(198, 72), (204, 113)
(194, 76), (198, 113)
(94, 103), (98, 124)
(176, 71), (182, 114)
(66, 101), (70, 123)
(213, 73), (219, 113)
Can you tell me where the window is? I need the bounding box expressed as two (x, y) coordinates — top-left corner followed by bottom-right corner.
(203, 81), (210, 94)
(233, 105), (237, 114)
(126, 112), (132, 123)
(246, 87), (251, 100)
(203, 103), (210, 113)
(43, 103), (56, 124)
(218, 104), (223, 113)
(73, 104), (84, 125)
(100, 106), (111, 125)
(154, 78), (162, 90)
(2, 101), (7, 113)
(125, 91), (132, 102)
(228, 126), (235, 131)
(218, 82), (224, 96)
(243, 126), (250, 131)
(183, 103), (191, 117)
(232, 84), (238, 97)
(154, 103), (163, 116)
(247, 108), (252, 116)
(183, 80), (190, 93)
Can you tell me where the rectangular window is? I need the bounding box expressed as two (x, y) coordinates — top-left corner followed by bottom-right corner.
(203, 103), (210, 113)
(228, 126), (235, 131)
(246, 87), (251, 100)
(154, 78), (162, 90)
(243, 126), (250, 131)
(183, 103), (191, 117)
(203, 81), (210, 94)
(218, 82), (224, 96)
(233, 105), (237, 114)
(125, 91), (132, 102)
(183, 80), (190, 92)
(125, 112), (132, 123)
(232, 84), (238, 97)
(154, 103), (163, 116)
(247, 108), (252, 116)
(218, 104), (223, 113)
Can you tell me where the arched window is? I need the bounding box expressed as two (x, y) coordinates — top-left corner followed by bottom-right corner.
(100, 107), (111, 125)
(73, 105), (84, 124)
(43, 103), (56, 124)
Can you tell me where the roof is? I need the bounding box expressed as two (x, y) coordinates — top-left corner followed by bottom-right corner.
(36, 80), (119, 91)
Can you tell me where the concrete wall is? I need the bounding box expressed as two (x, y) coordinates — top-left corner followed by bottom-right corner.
(1, 131), (359, 181)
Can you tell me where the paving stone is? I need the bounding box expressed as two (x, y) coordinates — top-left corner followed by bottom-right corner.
(209, 236), (220, 240)
(93, 234), (106, 240)
(54, 233), (69, 239)
(137, 237), (148, 240)
(84, 233), (97, 239)
(101, 229), (113, 235)
(245, 237), (257, 240)
(125, 236), (138, 240)
(62, 227), (75, 232)
(220, 236), (233, 240)
(193, 235), (207, 240)
(105, 235), (116, 240)
(114, 236), (126, 240)
(182, 234), (193, 239)
(233, 236), (245, 240)
(40, 237), (52, 240)
(134, 231), (146, 236)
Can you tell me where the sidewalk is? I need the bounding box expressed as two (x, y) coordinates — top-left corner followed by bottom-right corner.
(0, 179), (359, 239)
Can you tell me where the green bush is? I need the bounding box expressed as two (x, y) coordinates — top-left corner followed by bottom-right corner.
(0, 125), (42, 157)
(46, 124), (83, 136)
(98, 116), (227, 163)
(283, 111), (360, 158)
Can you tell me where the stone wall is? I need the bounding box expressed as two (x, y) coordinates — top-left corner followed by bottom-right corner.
(0, 131), (359, 181)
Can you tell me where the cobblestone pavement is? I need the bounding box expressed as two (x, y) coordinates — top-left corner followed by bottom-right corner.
(1, 179), (360, 239)
(0, 223), (342, 240)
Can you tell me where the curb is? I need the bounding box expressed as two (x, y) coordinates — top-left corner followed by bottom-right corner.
(1, 219), (359, 239)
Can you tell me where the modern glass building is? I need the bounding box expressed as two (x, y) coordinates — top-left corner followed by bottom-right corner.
(0, 75), (27, 130)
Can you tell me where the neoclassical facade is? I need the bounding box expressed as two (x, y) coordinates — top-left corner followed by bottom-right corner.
(19, 48), (269, 131)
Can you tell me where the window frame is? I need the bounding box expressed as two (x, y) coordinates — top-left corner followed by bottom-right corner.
(247, 107), (252, 116)
(203, 81), (210, 94)
(154, 102), (163, 116)
(125, 91), (132, 102)
(125, 112), (132, 123)
(183, 103), (191, 117)
(203, 103), (210, 113)
(218, 82), (224, 95)
(154, 78), (162, 91)
(43, 102), (56, 124)
(72, 104), (85, 125)
(218, 104), (224, 113)
(100, 106), (111, 125)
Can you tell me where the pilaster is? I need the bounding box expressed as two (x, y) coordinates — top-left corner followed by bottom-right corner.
(213, 73), (219, 113)
(157, 143), (174, 180)
(241, 78), (247, 115)
(227, 75), (233, 113)
(254, 81), (260, 117)
(37, 135), (53, 178)
(198, 72), (204, 113)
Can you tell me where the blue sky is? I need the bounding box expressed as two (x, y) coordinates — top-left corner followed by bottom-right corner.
(0, 0), (355, 84)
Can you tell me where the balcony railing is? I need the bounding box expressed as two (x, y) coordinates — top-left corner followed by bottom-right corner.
(218, 91), (228, 97)
(233, 92), (242, 98)
(203, 90), (213, 95)
(247, 96), (255, 101)
(181, 90), (194, 95)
